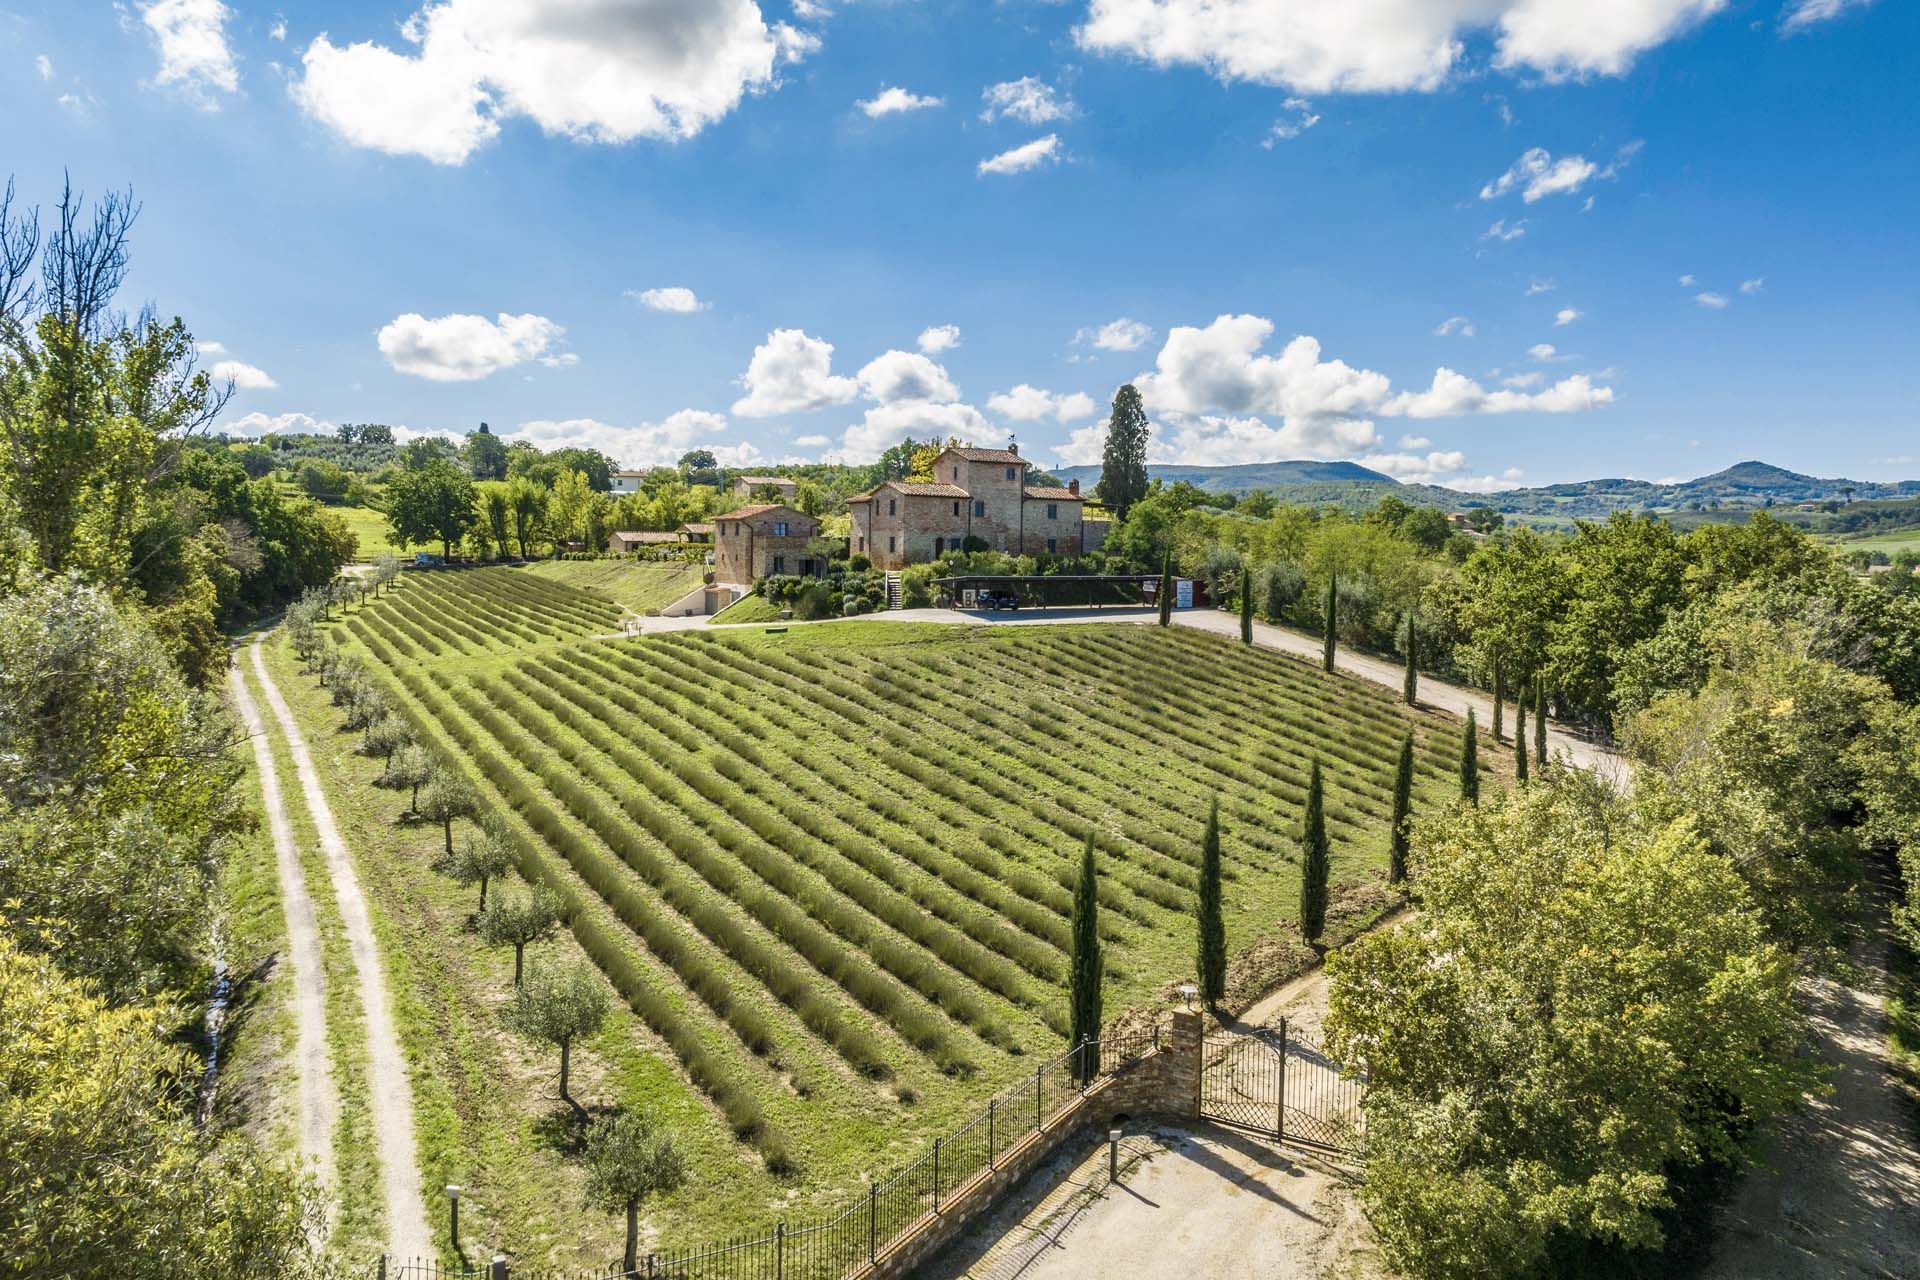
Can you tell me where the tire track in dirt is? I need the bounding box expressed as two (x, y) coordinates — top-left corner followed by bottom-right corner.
(231, 643), (339, 1210)
(251, 637), (433, 1262)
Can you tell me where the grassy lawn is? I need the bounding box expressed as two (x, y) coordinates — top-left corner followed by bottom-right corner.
(295, 566), (1496, 1264)
(329, 504), (401, 561)
(521, 558), (705, 616)
(1830, 527), (1920, 555)
(708, 593), (783, 624)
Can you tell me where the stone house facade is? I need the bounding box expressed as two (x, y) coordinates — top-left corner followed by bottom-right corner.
(848, 445), (1088, 570)
(712, 504), (823, 585)
(732, 474), (800, 501)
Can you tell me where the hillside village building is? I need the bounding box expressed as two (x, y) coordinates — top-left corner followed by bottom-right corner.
(848, 445), (1094, 570)
(713, 504), (823, 585)
(732, 475), (800, 501)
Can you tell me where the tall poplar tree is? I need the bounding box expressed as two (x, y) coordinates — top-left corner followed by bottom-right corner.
(1389, 730), (1415, 884)
(1299, 761), (1330, 944)
(1158, 551), (1174, 626)
(1459, 708), (1480, 803)
(1196, 797), (1227, 1008)
(1240, 565), (1254, 645)
(1095, 384), (1150, 520)
(1322, 575), (1338, 672)
(1069, 834), (1103, 1083)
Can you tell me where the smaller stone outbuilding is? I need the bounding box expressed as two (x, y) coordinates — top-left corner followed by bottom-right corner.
(732, 475), (800, 501)
(713, 504), (824, 586)
(678, 522), (715, 544)
(607, 530), (679, 553)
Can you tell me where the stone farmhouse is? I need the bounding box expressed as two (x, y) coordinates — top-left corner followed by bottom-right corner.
(732, 474), (800, 501)
(848, 445), (1093, 570)
(713, 504), (823, 585)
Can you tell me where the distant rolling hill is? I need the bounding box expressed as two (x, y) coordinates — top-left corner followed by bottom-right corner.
(1060, 458), (1920, 521)
(1054, 459), (1398, 492)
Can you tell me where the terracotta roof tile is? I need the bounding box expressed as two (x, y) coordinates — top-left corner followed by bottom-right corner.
(714, 503), (791, 521)
(944, 447), (1027, 465)
(1023, 486), (1084, 501)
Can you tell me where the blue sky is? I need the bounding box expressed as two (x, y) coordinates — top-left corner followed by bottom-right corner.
(3, 0), (1915, 489)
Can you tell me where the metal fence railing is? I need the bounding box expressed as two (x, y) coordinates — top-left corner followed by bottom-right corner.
(378, 1023), (1168, 1280)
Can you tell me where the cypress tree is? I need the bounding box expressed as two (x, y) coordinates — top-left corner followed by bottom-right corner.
(1322, 575), (1338, 672)
(1403, 611), (1418, 705)
(1492, 654), (1505, 743)
(1459, 708), (1479, 803)
(1534, 676), (1548, 769)
(1196, 797), (1227, 1007)
(1095, 384), (1151, 521)
(1514, 694), (1530, 783)
(1299, 761), (1329, 944)
(1069, 833), (1103, 1083)
(1389, 729), (1415, 883)
(1158, 551), (1174, 627)
(1239, 565), (1253, 645)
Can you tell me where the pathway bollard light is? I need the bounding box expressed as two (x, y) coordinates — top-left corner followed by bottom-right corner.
(446, 1185), (462, 1254)
(1109, 1129), (1121, 1184)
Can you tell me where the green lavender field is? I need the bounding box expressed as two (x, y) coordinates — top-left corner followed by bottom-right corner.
(314, 565), (1481, 1261)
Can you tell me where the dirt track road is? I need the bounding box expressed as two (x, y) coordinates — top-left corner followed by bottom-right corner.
(1703, 866), (1920, 1279)
(231, 647), (338, 1206)
(250, 638), (432, 1262)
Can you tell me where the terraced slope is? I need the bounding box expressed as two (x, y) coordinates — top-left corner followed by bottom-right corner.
(326, 591), (1481, 1231)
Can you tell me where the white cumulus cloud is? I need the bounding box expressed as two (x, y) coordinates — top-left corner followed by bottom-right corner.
(979, 134), (1061, 176)
(506, 409), (755, 469)
(857, 86), (943, 117)
(917, 324), (961, 355)
(830, 400), (993, 465)
(1481, 143), (1639, 203)
(987, 384), (1098, 423)
(792, 433), (830, 447)
(731, 328), (859, 417)
(377, 311), (564, 382)
(1554, 307), (1581, 326)
(1076, 317), (1154, 352)
(1739, 276), (1766, 295)
(36, 54), (54, 80)
(1482, 217), (1527, 242)
(140, 0), (240, 105)
(1384, 368), (1614, 417)
(292, 0), (795, 165)
(1075, 0), (1728, 93)
(628, 286), (709, 313)
(980, 76), (1074, 125)
(856, 350), (960, 404)
(212, 359), (277, 390)
(1695, 291), (1730, 309)
(220, 410), (337, 439)
(1434, 315), (1475, 337)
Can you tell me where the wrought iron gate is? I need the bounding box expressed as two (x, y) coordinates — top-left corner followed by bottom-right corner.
(1199, 1019), (1364, 1154)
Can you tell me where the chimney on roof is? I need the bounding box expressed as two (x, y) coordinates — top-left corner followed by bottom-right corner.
(1008, 440), (1018, 456)
(1068, 479), (1080, 496)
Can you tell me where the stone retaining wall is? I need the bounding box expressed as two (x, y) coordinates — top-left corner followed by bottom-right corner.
(856, 1012), (1204, 1280)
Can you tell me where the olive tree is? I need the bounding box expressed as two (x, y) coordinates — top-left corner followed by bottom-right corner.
(584, 1110), (687, 1274)
(478, 885), (563, 985)
(501, 960), (609, 1116)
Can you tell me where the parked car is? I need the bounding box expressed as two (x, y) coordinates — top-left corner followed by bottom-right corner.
(978, 590), (1020, 611)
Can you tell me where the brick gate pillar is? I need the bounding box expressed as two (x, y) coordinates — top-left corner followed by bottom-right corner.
(1166, 1011), (1203, 1120)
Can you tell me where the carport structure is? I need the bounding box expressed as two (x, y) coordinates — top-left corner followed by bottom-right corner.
(929, 574), (1178, 610)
